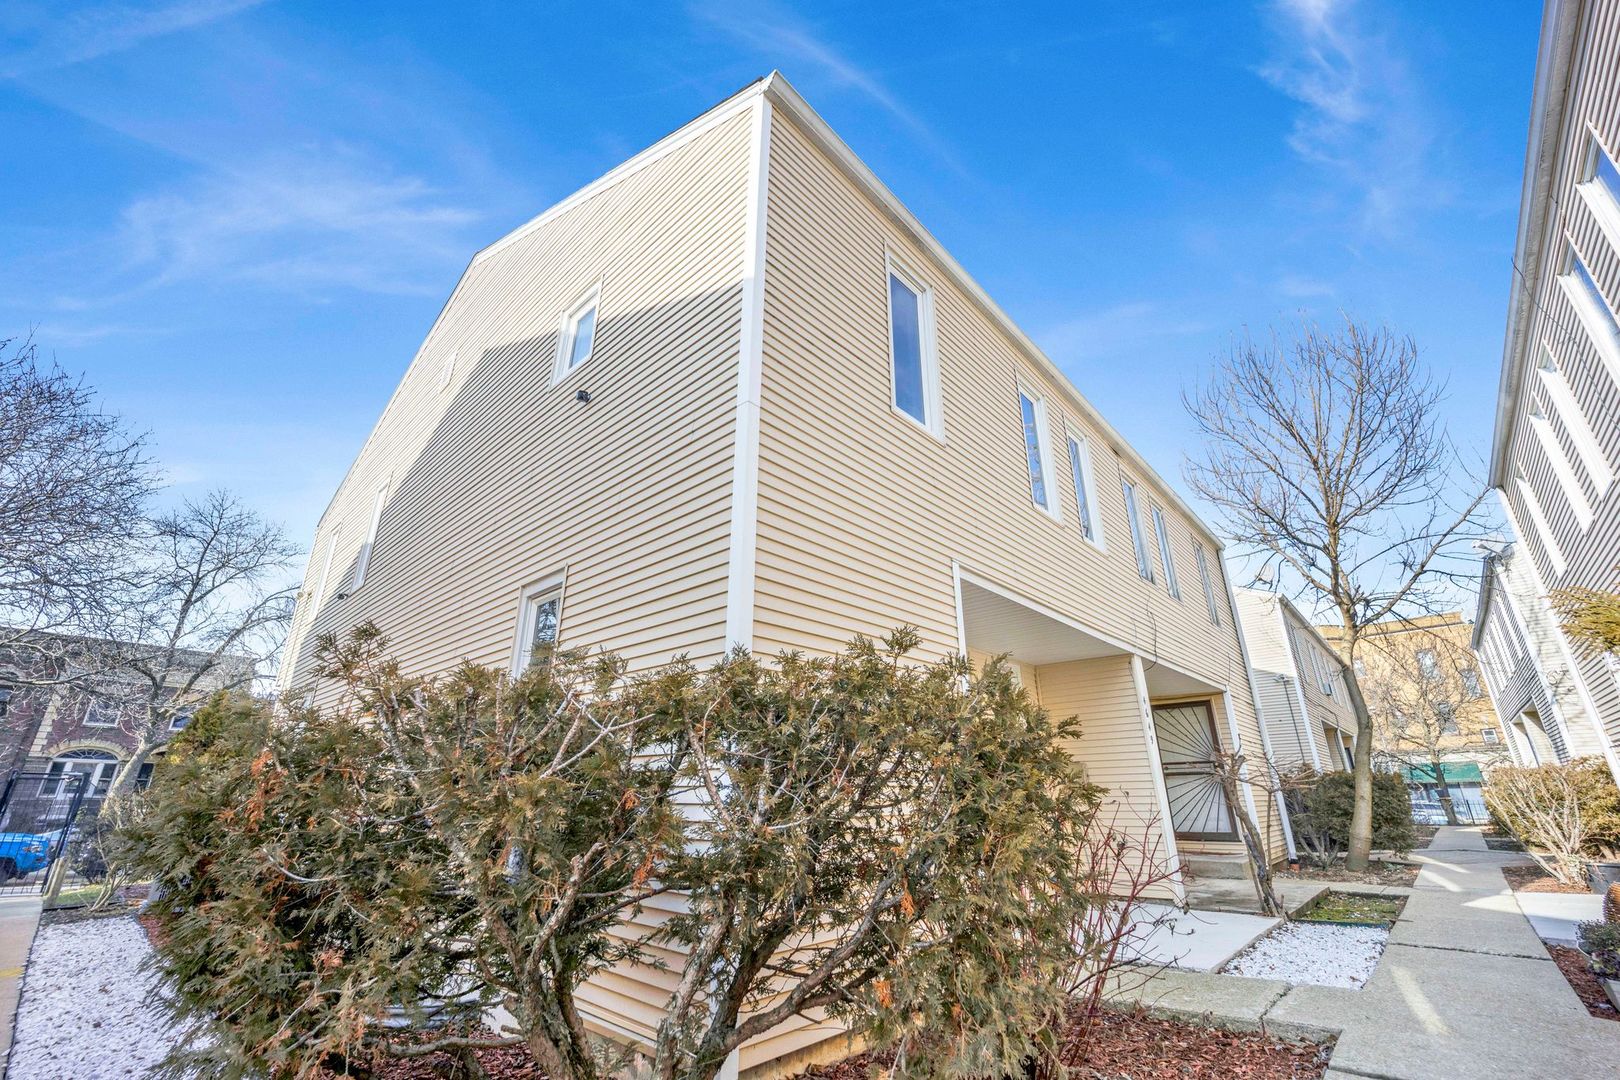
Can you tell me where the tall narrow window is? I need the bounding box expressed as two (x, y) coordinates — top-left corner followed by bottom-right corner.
(1580, 136), (1620, 251)
(352, 483), (388, 590)
(1019, 390), (1057, 516)
(314, 526), (341, 610)
(1151, 506), (1179, 598)
(1067, 434), (1102, 544)
(1461, 667), (1484, 699)
(1194, 544), (1220, 625)
(1538, 349), (1613, 495)
(514, 582), (563, 674)
(554, 285), (600, 379)
(1527, 400), (1593, 528)
(888, 265), (939, 434)
(1121, 479), (1153, 581)
(1514, 466), (1568, 577)
(1416, 649), (1440, 679)
(1562, 248), (1620, 386)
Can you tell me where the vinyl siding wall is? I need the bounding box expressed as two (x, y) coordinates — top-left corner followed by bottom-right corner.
(280, 110), (755, 699)
(1499, 0), (1620, 764)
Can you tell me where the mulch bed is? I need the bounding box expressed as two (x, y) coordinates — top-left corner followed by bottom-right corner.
(1501, 865), (1590, 894)
(1413, 825), (1439, 846)
(1484, 837), (1525, 852)
(803, 1005), (1330, 1080)
(1278, 861), (1419, 887)
(1546, 944), (1620, 1022)
(308, 1005), (1332, 1080)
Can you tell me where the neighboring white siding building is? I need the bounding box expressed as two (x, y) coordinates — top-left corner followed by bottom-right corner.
(1235, 590), (1357, 774)
(279, 73), (1288, 1075)
(1479, 0), (1620, 784)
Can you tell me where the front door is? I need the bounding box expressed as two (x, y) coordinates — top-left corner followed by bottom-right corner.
(1153, 702), (1237, 841)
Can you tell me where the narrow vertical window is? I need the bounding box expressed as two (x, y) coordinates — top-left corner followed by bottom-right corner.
(1151, 506), (1179, 598)
(514, 582), (563, 674)
(887, 264), (939, 434)
(438, 349), (457, 392)
(554, 285), (600, 379)
(314, 526), (342, 610)
(1067, 434), (1102, 544)
(1018, 390), (1056, 516)
(1538, 349), (1613, 495)
(1580, 136), (1620, 251)
(1562, 247), (1620, 386)
(1514, 466), (1568, 577)
(1416, 649), (1440, 679)
(1527, 400), (1593, 528)
(1121, 479), (1153, 581)
(1194, 544), (1220, 625)
(352, 483), (388, 590)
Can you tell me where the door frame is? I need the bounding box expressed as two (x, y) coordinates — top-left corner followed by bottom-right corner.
(1152, 699), (1239, 843)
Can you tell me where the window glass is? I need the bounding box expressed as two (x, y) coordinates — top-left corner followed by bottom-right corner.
(1481, 727), (1500, 744)
(1416, 649), (1440, 679)
(1019, 392), (1049, 510)
(1461, 668), (1484, 700)
(889, 273), (926, 424)
(1194, 545), (1220, 625)
(517, 589), (562, 674)
(1067, 436), (1097, 541)
(1152, 507), (1179, 598)
(1122, 480), (1153, 581)
(1593, 142), (1620, 206)
(567, 303), (597, 369)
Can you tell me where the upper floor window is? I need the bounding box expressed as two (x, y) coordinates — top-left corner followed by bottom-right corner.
(1461, 667), (1484, 700)
(0, 686), (11, 720)
(513, 578), (563, 675)
(554, 285), (600, 379)
(1527, 399), (1595, 529)
(1353, 658), (1367, 679)
(1580, 135), (1620, 251)
(1562, 247), (1620, 386)
(887, 262), (941, 436)
(1018, 390), (1057, 518)
(1436, 701), (1459, 735)
(169, 707), (194, 732)
(1194, 544), (1220, 625)
(352, 483), (389, 591)
(1514, 465), (1568, 578)
(1537, 348), (1614, 495)
(1151, 506), (1179, 599)
(83, 700), (118, 728)
(438, 350), (457, 392)
(1481, 726), (1500, 745)
(1066, 433), (1102, 545)
(1416, 648), (1440, 679)
(1121, 479), (1153, 582)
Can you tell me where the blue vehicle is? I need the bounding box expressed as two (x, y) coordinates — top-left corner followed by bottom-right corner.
(0, 830), (59, 881)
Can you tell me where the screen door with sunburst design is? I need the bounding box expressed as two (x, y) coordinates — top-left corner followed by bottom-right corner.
(1152, 702), (1237, 841)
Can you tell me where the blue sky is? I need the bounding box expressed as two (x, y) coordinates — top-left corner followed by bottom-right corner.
(1, 0), (1536, 574)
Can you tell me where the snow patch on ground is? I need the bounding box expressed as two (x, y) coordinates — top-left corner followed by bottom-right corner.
(10, 916), (179, 1079)
(1222, 921), (1388, 988)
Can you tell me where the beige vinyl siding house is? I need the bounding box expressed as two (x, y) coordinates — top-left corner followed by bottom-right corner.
(1234, 590), (1357, 775)
(1480, 0), (1620, 784)
(280, 73), (1286, 1076)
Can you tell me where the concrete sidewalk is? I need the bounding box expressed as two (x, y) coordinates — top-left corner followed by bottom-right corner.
(1110, 826), (1620, 1079)
(0, 895), (42, 1078)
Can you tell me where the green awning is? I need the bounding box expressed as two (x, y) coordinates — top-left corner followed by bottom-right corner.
(1403, 762), (1484, 784)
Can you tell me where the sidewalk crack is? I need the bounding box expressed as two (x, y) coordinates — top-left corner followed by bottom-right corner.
(1387, 941), (1551, 961)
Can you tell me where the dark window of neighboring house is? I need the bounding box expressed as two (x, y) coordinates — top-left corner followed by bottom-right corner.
(1437, 702), (1459, 735)
(169, 708), (194, 731)
(1461, 667), (1484, 700)
(0, 685), (11, 720)
(135, 763), (155, 789)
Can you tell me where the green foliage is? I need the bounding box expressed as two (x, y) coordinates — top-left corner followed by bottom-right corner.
(1284, 767), (1416, 865)
(1551, 586), (1620, 656)
(127, 626), (1122, 1080)
(163, 689), (255, 761)
(1578, 919), (1620, 977)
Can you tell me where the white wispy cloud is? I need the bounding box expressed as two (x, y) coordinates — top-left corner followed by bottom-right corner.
(1037, 301), (1210, 362)
(110, 149), (482, 297)
(0, 0), (267, 78)
(687, 0), (964, 172)
(1256, 0), (1437, 235)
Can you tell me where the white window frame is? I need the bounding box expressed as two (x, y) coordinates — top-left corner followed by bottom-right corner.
(510, 572), (567, 675)
(1150, 505), (1179, 599)
(1121, 478), (1153, 582)
(1538, 345), (1614, 496)
(1527, 399), (1593, 528)
(1481, 726), (1500, 745)
(169, 707), (194, 732)
(1194, 543), (1220, 625)
(1558, 243), (1620, 389)
(438, 349), (457, 392)
(1514, 467), (1569, 578)
(1578, 130), (1620, 255)
(1017, 386), (1060, 520)
(313, 525), (342, 612)
(351, 482), (389, 591)
(553, 282), (602, 383)
(1065, 429), (1104, 548)
(884, 255), (943, 439)
(82, 700), (118, 728)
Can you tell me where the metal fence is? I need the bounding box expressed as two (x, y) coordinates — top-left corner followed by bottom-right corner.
(0, 770), (93, 895)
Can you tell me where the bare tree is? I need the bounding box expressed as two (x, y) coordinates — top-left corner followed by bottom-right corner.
(1185, 319), (1489, 869)
(95, 491), (298, 795)
(1359, 628), (1507, 825)
(0, 337), (152, 664)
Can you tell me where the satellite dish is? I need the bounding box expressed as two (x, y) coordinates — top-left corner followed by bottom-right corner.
(1250, 563), (1277, 590)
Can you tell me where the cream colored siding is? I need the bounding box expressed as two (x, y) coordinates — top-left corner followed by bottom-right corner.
(1495, 0), (1620, 772)
(281, 110), (755, 699)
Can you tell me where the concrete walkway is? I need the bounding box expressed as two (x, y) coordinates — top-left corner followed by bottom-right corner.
(1110, 826), (1620, 1079)
(0, 895), (42, 1078)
